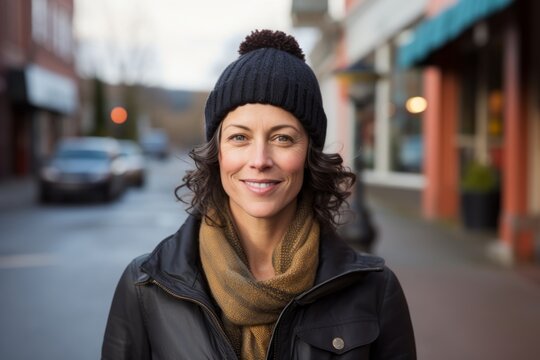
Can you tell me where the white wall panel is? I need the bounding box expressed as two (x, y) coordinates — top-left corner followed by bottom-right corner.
(345, 0), (428, 62)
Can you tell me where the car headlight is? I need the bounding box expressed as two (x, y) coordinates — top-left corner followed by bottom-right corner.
(111, 159), (127, 175)
(41, 167), (60, 181)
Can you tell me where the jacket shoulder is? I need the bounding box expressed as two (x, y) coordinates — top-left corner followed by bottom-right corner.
(139, 214), (201, 276)
(102, 256), (153, 359)
(125, 254), (152, 284)
(355, 251), (386, 269)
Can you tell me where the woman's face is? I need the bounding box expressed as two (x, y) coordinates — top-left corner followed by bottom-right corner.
(219, 103), (308, 223)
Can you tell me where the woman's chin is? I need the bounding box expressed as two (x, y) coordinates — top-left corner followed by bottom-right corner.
(230, 200), (296, 222)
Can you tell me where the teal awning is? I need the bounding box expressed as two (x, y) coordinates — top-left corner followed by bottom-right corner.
(398, 0), (514, 68)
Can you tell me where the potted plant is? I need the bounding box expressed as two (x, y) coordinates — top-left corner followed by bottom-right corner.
(460, 161), (501, 230)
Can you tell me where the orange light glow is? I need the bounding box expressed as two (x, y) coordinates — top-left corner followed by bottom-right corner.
(111, 107), (128, 124)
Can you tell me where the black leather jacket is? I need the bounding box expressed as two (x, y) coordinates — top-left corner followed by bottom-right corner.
(102, 215), (416, 359)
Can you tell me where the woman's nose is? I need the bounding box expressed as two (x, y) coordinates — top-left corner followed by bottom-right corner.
(249, 142), (273, 170)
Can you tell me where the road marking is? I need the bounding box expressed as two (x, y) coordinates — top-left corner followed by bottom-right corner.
(0, 253), (59, 269)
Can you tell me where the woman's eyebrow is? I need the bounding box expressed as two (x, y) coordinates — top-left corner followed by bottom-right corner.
(223, 124), (300, 132)
(269, 124), (300, 133)
(222, 124), (250, 132)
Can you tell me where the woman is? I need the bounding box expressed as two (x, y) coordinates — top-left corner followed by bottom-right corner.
(102, 30), (416, 360)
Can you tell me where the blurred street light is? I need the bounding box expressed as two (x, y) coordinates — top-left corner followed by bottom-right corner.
(111, 106), (128, 124)
(405, 96), (427, 114)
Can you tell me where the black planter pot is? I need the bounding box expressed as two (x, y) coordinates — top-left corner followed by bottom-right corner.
(460, 190), (500, 230)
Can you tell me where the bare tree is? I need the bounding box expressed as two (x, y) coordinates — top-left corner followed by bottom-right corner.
(76, 0), (158, 84)
(76, 0), (158, 139)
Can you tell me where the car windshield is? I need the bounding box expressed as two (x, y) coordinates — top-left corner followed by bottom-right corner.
(56, 149), (109, 160)
(142, 132), (167, 144)
(120, 144), (141, 156)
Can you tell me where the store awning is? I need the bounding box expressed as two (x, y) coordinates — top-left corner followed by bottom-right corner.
(7, 64), (78, 114)
(398, 0), (514, 68)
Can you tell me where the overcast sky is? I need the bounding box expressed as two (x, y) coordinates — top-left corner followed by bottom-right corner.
(74, 0), (329, 91)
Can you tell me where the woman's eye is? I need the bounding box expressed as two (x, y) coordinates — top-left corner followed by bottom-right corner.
(275, 135), (293, 143)
(229, 134), (246, 142)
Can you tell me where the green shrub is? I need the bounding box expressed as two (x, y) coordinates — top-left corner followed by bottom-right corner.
(461, 161), (499, 193)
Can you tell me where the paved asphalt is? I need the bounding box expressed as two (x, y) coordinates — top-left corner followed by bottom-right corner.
(0, 154), (190, 360)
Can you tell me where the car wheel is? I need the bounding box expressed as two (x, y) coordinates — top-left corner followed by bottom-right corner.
(136, 175), (145, 188)
(101, 184), (113, 202)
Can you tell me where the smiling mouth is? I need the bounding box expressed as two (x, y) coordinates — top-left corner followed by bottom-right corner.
(243, 181), (278, 189)
(241, 180), (281, 193)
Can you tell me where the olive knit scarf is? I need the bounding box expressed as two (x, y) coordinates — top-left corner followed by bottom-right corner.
(199, 198), (319, 360)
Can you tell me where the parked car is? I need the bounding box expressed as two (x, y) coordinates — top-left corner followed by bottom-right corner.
(38, 137), (127, 203)
(140, 130), (170, 159)
(118, 140), (146, 187)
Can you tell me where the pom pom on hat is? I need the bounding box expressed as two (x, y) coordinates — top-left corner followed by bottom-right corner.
(205, 29), (327, 149)
(238, 29), (305, 61)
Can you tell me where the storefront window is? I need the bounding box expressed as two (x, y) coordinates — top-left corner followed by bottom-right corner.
(460, 61), (477, 136)
(389, 52), (424, 173)
(458, 42), (504, 173)
(348, 54), (376, 172)
(354, 99), (375, 171)
(32, 0), (48, 45)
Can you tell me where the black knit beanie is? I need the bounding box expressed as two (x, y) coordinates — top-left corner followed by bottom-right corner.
(204, 29), (327, 149)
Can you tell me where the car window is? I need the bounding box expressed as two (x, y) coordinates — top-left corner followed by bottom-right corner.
(120, 145), (141, 156)
(56, 149), (109, 160)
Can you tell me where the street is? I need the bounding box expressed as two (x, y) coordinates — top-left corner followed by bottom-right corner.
(0, 154), (190, 360)
(1, 152), (540, 359)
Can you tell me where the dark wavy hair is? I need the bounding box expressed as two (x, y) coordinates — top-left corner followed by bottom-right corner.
(175, 127), (356, 229)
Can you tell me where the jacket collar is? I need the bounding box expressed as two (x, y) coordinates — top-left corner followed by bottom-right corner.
(315, 224), (384, 284)
(140, 215), (384, 303)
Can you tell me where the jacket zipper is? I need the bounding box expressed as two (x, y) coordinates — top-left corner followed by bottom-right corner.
(267, 301), (295, 360)
(150, 279), (238, 359)
(265, 267), (383, 360)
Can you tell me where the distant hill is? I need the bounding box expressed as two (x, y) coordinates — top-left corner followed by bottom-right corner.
(79, 79), (209, 150)
(140, 86), (208, 149)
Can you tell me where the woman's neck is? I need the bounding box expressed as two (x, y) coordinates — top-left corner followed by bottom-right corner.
(229, 201), (297, 281)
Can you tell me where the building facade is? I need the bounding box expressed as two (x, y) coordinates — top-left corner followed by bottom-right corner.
(294, 0), (539, 263)
(0, 0), (78, 179)
(294, 0), (429, 185)
(340, 0), (428, 190)
(400, 0), (539, 263)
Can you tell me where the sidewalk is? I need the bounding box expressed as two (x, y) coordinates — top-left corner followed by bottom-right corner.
(0, 177), (36, 212)
(364, 187), (540, 360)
